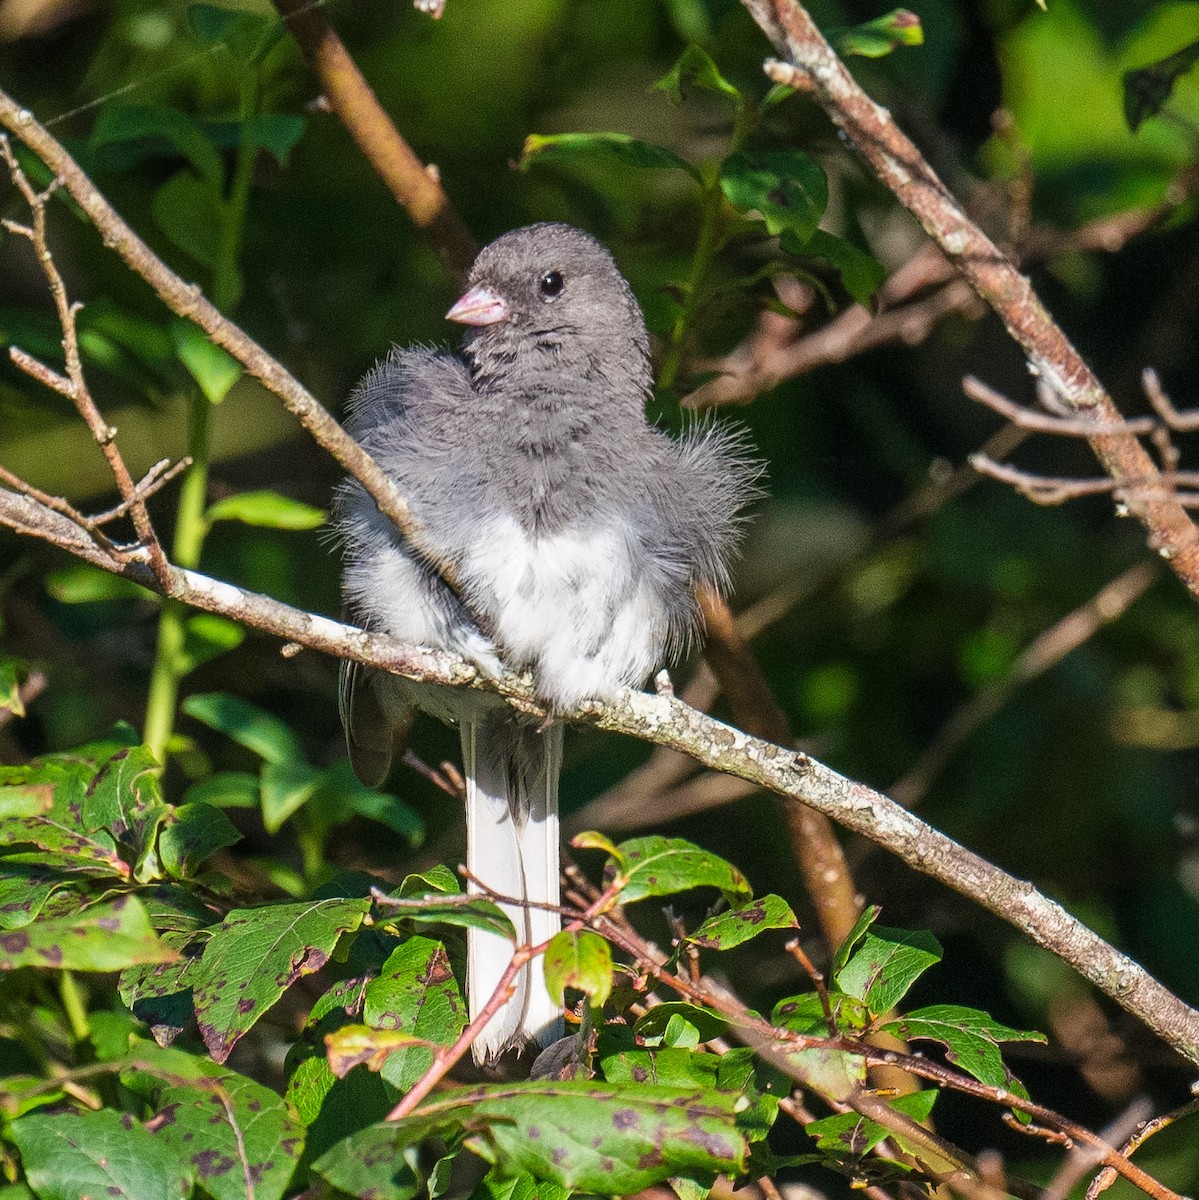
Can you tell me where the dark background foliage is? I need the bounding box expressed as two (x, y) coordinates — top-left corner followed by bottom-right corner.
(2, 0), (1199, 1190)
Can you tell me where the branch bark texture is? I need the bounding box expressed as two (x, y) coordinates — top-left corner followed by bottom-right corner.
(4, 482), (1198, 1066)
(742, 0), (1199, 599)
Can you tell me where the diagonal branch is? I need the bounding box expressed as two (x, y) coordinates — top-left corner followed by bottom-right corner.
(4, 480), (1198, 1067)
(0, 86), (477, 618)
(742, 0), (1199, 599)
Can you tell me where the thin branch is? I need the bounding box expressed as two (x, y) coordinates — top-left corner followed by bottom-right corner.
(1086, 1098), (1199, 1200)
(963, 376), (1158, 436)
(0, 90), (479, 623)
(1, 138), (170, 588)
(743, 0), (1199, 598)
(271, 0), (477, 281)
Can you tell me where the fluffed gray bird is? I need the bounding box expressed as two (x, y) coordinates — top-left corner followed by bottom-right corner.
(337, 222), (758, 1063)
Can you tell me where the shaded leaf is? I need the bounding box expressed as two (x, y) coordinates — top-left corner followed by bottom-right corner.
(375, 889), (516, 941)
(720, 150), (828, 243)
(151, 169), (223, 268)
(655, 45), (741, 104)
(633, 1001), (728, 1044)
(90, 103), (223, 185)
(184, 771), (260, 809)
(544, 929), (613, 1006)
(786, 229), (887, 308)
(187, 2), (286, 62)
(179, 613), (245, 675)
(1123, 36), (1199, 132)
(771, 993), (867, 1102)
(157, 802), (241, 878)
(520, 132), (700, 180)
(44, 563), (154, 604)
(182, 692), (305, 765)
(260, 758), (322, 833)
(172, 319), (242, 404)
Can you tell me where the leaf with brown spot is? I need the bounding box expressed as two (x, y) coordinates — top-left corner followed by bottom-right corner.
(190, 897), (370, 1062)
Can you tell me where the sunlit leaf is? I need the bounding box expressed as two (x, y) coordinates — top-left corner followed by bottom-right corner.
(831, 9), (924, 58)
(685, 894), (798, 951)
(1123, 36), (1199, 131)
(521, 132), (700, 180)
(544, 929), (612, 1007)
(171, 319), (242, 404)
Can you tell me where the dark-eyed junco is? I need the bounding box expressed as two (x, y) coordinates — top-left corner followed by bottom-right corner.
(337, 222), (758, 1062)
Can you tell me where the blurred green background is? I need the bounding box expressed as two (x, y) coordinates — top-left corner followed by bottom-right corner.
(2, 0), (1199, 1188)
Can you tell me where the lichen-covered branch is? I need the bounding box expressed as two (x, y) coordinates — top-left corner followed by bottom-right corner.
(4, 480), (1198, 1067)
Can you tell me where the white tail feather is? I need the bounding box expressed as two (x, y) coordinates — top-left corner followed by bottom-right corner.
(462, 716), (563, 1063)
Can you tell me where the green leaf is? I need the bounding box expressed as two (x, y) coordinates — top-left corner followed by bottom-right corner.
(686, 894), (797, 951)
(0, 866), (72, 930)
(571, 829), (623, 862)
(0, 895), (178, 972)
(655, 45), (741, 104)
(805, 1089), (938, 1159)
(0, 658), (22, 718)
(720, 150), (828, 244)
(45, 563), (155, 604)
(606, 836), (752, 905)
(1123, 36), (1199, 131)
(520, 132), (700, 180)
(544, 929), (613, 1007)
(831, 9), (924, 58)
(831, 904), (880, 977)
(770, 993), (867, 1102)
(835, 924), (942, 1017)
(880, 1004), (1046, 1091)
(135, 1069), (304, 1200)
(260, 759), (323, 833)
(472, 1167), (569, 1200)
(363, 936), (467, 1091)
(633, 1001), (728, 1044)
(151, 169), (223, 268)
(311, 1130), (421, 1200)
(375, 889), (516, 941)
(157, 802), (241, 877)
(0, 810), (128, 877)
(187, 2), (286, 62)
(89, 103), (224, 185)
(787, 229), (887, 308)
(315, 1081), (748, 1195)
(10, 1108), (191, 1200)
(205, 489), (326, 530)
(178, 613), (245, 675)
(170, 318), (243, 404)
(184, 771), (260, 809)
(192, 897), (371, 1061)
(182, 692), (305, 764)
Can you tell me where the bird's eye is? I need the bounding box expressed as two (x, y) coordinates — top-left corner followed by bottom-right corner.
(538, 270), (565, 300)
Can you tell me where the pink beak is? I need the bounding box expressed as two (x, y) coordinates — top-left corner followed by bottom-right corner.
(446, 284), (508, 326)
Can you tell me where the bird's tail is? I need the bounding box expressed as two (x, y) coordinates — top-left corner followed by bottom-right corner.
(461, 714), (563, 1064)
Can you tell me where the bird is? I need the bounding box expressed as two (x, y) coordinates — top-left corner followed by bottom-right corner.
(336, 222), (758, 1063)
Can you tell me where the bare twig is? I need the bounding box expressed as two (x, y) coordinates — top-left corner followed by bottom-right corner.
(1, 138), (170, 588)
(0, 89), (477, 621)
(963, 376), (1158, 436)
(1086, 1098), (1199, 1200)
(743, 0), (1199, 598)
